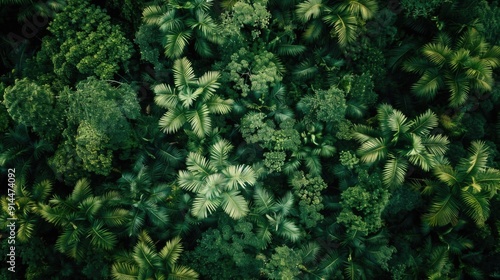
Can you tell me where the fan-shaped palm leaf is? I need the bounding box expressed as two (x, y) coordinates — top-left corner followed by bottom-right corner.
(422, 134), (449, 156)
(253, 186), (275, 214)
(159, 107), (187, 134)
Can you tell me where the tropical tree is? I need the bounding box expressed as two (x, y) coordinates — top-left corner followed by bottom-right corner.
(178, 139), (257, 219)
(416, 141), (500, 227)
(115, 161), (171, 237)
(403, 28), (500, 107)
(142, 0), (221, 58)
(353, 104), (449, 188)
(0, 178), (52, 242)
(295, 0), (378, 48)
(111, 231), (198, 280)
(154, 57), (233, 139)
(249, 185), (301, 247)
(39, 178), (128, 258)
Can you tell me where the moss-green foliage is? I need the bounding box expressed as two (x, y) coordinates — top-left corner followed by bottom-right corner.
(3, 78), (60, 139)
(337, 169), (390, 235)
(183, 219), (263, 279)
(290, 171), (326, 229)
(34, 0), (133, 83)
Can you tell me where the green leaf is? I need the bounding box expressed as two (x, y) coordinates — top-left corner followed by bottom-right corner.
(296, 0), (324, 22)
(253, 186), (275, 214)
(458, 141), (489, 175)
(111, 262), (139, 280)
(165, 30), (193, 59)
(160, 236), (183, 269)
(186, 104), (211, 138)
(424, 187), (460, 226)
(89, 222), (117, 250)
(222, 165), (256, 190)
(357, 137), (387, 163)
(221, 190), (249, 219)
(460, 191), (490, 226)
(191, 195), (221, 219)
(409, 109), (438, 136)
(383, 156), (408, 188)
(168, 264), (199, 280)
(159, 107), (187, 134)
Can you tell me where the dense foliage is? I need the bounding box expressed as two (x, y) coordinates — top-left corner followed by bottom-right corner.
(1, 0), (500, 279)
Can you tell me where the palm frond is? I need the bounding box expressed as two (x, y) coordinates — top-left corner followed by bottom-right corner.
(422, 42), (452, 66)
(142, 5), (166, 25)
(412, 68), (444, 100)
(222, 165), (256, 190)
(277, 44), (307, 56)
(186, 104), (211, 138)
(338, 0), (378, 20)
(296, 0), (324, 22)
(277, 219), (301, 242)
(71, 178), (92, 203)
(178, 171), (204, 193)
(160, 236), (183, 269)
(173, 57), (196, 88)
(387, 109), (410, 139)
(409, 109), (438, 136)
(422, 134), (449, 156)
(273, 192), (294, 216)
(433, 164), (461, 187)
(186, 152), (215, 177)
(357, 137), (388, 163)
(133, 239), (162, 271)
(221, 190), (249, 219)
(324, 13), (358, 48)
(352, 124), (378, 143)
(165, 30), (193, 59)
(205, 96), (233, 115)
(458, 141), (489, 175)
(111, 262), (139, 280)
(209, 139), (232, 169)
(196, 71), (221, 101)
(423, 187), (460, 226)
(383, 156), (408, 188)
(191, 195), (221, 219)
(169, 264), (199, 280)
(159, 107), (187, 134)
(89, 222), (117, 250)
(460, 191), (489, 226)
(253, 186), (275, 214)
